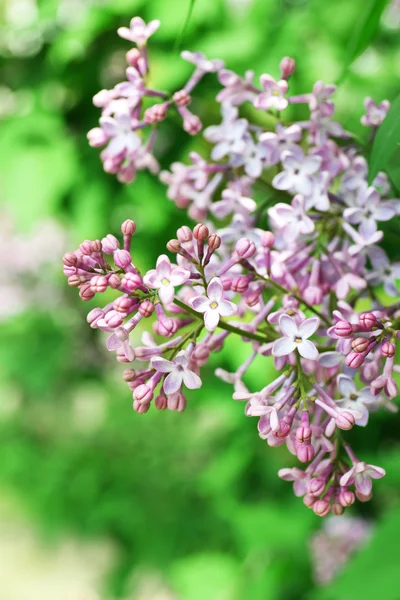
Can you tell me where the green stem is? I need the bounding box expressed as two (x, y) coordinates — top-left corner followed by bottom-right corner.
(173, 298), (272, 344)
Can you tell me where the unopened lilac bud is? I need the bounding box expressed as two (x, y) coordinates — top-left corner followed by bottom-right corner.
(126, 48), (141, 67)
(154, 317), (178, 337)
(208, 234), (221, 252)
(221, 276), (232, 291)
(167, 392), (187, 412)
(173, 89), (191, 107)
(108, 274), (122, 289)
(296, 425), (312, 444)
(133, 399), (150, 414)
(261, 231), (275, 247)
(332, 503), (344, 516)
(68, 274), (82, 287)
(80, 240), (93, 255)
(116, 347), (131, 363)
(359, 312), (379, 330)
(123, 369), (136, 382)
(339, 489), (355, 507)
(134, 384), (153, 404)
(122, 272), (142, 292)
(155, 391), (168, 410)
(193, 223), (209, 241)
(351, 337), (369, 353)
(114, 297), (135, 314)
(63, 252), (78, 267)
(90, 275), (108, 293)
(356, 490), (373, 502)
(236, 238), (256, 258)
(87, 127), (108, 147)
(231, 276), (250, 294)
(297, 444), (315, 463)
(334, 320), (353, 337)
(303, 493), (317, 508)
(114, 249), (132, 269)
(308, 477), (326, 496)
(313, 499), (331, 517)
(91, 240), (102, 253)
(79, 283), (95, 301)
(280, 56), (296, 79)
(87, 308), (104, 326)
(381, 340), (395, 358)
(139, 300), (154, 317)
(121, 219), (136, 235)
(177, 226), (192, 243)
(104, 310), (124, 328)
(335, 410), (355, 430)
(144, 103), (168, 124)
(167, 239), (181, 253)
(246, 291), (260, 307)
(191, 343), (210, 366)
(102, 234), (119, 254)
(183, 113), (202, 135)
(345, 351), (365, 369)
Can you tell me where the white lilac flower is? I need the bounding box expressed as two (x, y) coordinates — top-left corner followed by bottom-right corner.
(259, 124), (302, 165)
(367, 246), (400, 297)
(361, 97), (390, 127)
(99, 114), (141, 157)
(217, 69), (256, 105)
(254, 74), (288, 111)
(342, 221), (383, 256)
(210, 188), (256, 219)
(181, 50), (224, 72)
(343, 186), (395, 228)
(268, 194), (315, 241)
(335, 375), (375, 426)
(272, 149), (321, 196)
(340, 461), (386, 496)
(143, 255), (190, 304)
(272, 315), (320, 360)
(204, 103), (247, 160)
(189, 277), (237, 332)
(117, 17), (160, 46)
(151, 350), (202, 395)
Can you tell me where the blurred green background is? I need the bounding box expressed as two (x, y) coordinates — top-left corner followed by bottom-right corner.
(0, 0), (400, 598)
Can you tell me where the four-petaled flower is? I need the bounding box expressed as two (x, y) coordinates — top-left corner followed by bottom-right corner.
(254, 75), (288, 111)
(189, 277), (237, 332)
(100, 114), (141, 157)
(143, 254), (190, 304)
(118, 17), (160, 46)
(340, 461), (386, 496)
(181, 51), (224, 72)
(272, 149), (321, 196)
(272, 315), (320, 360)
(151, 350), (202, 395)
(336, 375), (375, 426)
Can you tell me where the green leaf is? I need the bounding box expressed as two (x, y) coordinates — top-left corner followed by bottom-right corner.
(340, 0), (389, 80)
(175, 0), (197, 50)
(368, 93), (400, 184)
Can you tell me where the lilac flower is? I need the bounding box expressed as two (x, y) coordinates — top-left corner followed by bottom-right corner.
(340, 461), (386, 496)
(118, 17), (160, 46)
(189, 277), (237, 332)
(259, 124), (302, 165)
(106, 326), (135, 361)
(151, 350), (202, 395)
(367, 246), (400, 296)
(336, 375), (375, 426)
(309, 81), (336, 112)
(114, 67), (145, 110)
(181, 51), (224, 72)
(99, 114), (141, 157)
(304, 171), (330, 211)
(203, 104), (247, 160)
(217, 69), (257, 105)
(210, 188), (256, 219)
(268, 195), (315, 241)
(361, 97), (390, 127)
(342, 221), (383, 256)
(343, 186), (395, 228)
(231, 136), (268, 178)
(272, 315), (320, 360)
(272, 149), (321, 196)
(143, 255), (190, 304)
(254, 75), (288, 111)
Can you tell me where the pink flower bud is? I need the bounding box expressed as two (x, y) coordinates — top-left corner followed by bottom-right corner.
(133, 399), (150, 414)
(193, 223), (209, 241)
(335, 410), (355, 430)
(63, 252), (78, 267)
(90, 275), (108, 293)
(261, 231), (275, 247)
(91, 240), (102, 253)
(332, 503), (344, 516)
(359, 312), (379, 330)
(68, 275), (82, 287)
(139, 299), (154, 317)
(296, 425), (312, 444)
(121, 272), (142, 292)
(134, 384), (154, 404)
(108, 274), (122, 289)
(183, 113), (202, 135)
(345, 352), (365, 368)
(104, 310), (124, 328)
(101, 234), (119, 254)
(381, 340), (395, 358)
(80, 240), (93, 255)
(280, 56), (296, 79)
(351, 337), (369, 353)
(87, 308), (104, 326)
(155, 392), (168, 410)
(87, 127), (108, 147)
(221, 276), (233, 291)
(236, 238), (256, 258)
(154, 317), (178, 337)
(334, 320), (353, 337)
(246, 291), (260, 307)
(177, 226), (192, 243)
(126, 48), (141, 67)
(114, 249), (132, 269)
(308, 477), (326, 496)
(208, 234), (221, 252)
(121, 219), (136, 235)
(303, 493), (317, 508)
(123, 369), (136, 382)
(167, 392), (187, 412)
(339, 489), (355, 507)
(191, 343), (210, 366)
(79, 283), (96, 301)
(356, 490), (373, 502)
(113, 297), (134, 314)
(231, 276), (250, 294)
(173, 89), (191, 107)
(313, 499), (331, 517)
(166, 239), (181, 253)
(144, 103), (168, 124)
(297, 444), (315, 463)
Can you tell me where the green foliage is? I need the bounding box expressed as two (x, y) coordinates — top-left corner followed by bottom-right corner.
(368, 93), (400, 183)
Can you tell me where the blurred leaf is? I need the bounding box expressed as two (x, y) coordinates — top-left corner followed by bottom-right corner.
(368, 93), (400, 183)
(171, 553), (241, 600)
(340, 0), (389, 80)
(175, 0), (198, 50)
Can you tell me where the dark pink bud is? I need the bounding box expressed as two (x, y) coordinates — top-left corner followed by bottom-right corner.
(121, 219), (136, 235)
(133, 399), (150, 414)
(155, 391), (168, 410)
(134, 384), (153, 404)
(114, 249), (132, 269)
(261, 231), (275, 247)
(313, 499), (331, 517)
(208, 234), (221, 252)
(173, 89), (191, 107)
(154, 317), (178, 337)
(123, 369), (137, 382)
(139, 300), (154, 318)
(381, 340), (395, 358)
(167, 392), (187, 412)
(351, 337), (369, 353)
(191, 343), (210, 366)
(101, 234), (119, 254)
(221, 276), (233, 291)
(303, 493), (317, 508)
(63, 252), (78, 267)
(236, 237), (256, 258)
(144, 103), (168, 124)
(339, 489), (355, 507)
(246, 291), (260, 307)
(68, 275), (82, 287)
(104, 310), (124, 328)
(122, 272), (142, 292)
(108, 274), (122, 289)
(91, 240), (102, 253)
(275, 421), (291, 438)
(90, 275), (108, 293)
(297, 444), (315, 463)
(332, 503), (344, 516)
(193, 223), (209, 241)
(87, 308), (104, 326)
(335, 410), (355, 430)
(359, 312), (379, 330)
(79, 283), (95, 301)
(166, 239), (181, 253)
(334, 320), (353, 337)
(345, 352), (365, 368)
(231, 276), (250, 293)
(113, 297), (135, 314)
(177, 226), (192, 243)
(80, 240), (93, 255)
(308, 477), (326, 496)
(296, 425), (312, 444)
(280, 56), (296, 79)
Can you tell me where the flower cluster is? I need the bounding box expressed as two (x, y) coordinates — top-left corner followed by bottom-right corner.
(66, 16), (400, 516)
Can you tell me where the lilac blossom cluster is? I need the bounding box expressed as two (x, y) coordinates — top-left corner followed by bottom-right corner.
(66, 16), (400, 516)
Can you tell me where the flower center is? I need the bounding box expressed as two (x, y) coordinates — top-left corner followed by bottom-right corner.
(295, 337), (302, 343)
(161, 278), (170, 286)
(210, 301), (219, 309)
(350, 393), (358, 401)
(287, 309), (295, 316)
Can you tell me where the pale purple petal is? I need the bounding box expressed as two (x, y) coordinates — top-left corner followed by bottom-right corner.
(298, 339), (319, 360)
(182, 369), (202, 390)
(190, 296), (210, 313)
(163, 370), (183, 395)
(204, 308), (220, 332)
(151, 356), (175, 373)
(272, 337), (297, 357)
(207, 277), (223, 302)
(338, 374), (357, 397)
(106, 334), (122, 351)
(298, 317), (320, 338)
(279, 314), (298, 337)
(218, 299), (237, 317)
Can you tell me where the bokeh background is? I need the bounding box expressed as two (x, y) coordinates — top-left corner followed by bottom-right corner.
(0, 0), (400, 598)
